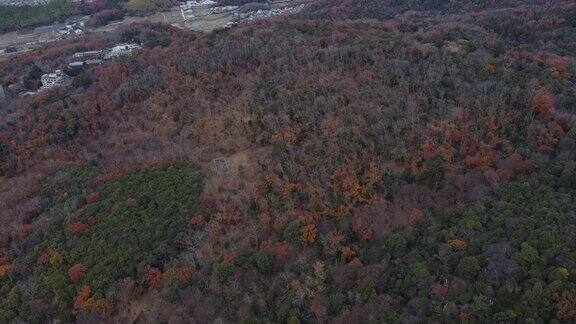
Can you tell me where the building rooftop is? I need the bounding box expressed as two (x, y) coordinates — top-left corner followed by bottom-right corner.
(68, 62), (84, 68)
(85, 59), (103, 65)
(40, 70), (71, 91)
(104, 44), (142, 60)
(74, 50), (103, 58)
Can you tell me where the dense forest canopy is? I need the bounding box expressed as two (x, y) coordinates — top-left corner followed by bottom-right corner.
(1, 0), (576, 322)
(304, 0), (552, 19)
(0, 0), (166, 32)
(0, 0), (73, 32)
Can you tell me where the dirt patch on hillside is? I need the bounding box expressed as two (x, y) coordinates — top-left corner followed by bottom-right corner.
(204, 147), (270, 198)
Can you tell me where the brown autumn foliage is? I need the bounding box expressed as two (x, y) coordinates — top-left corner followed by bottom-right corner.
(73, 285), (113, 316)
(68, 264), (86, 282)
(556, 291), (576, 321)
(163, 266), (194, 284)
(85, 192), (100, 204)
(67, 222), (90, 235)
(0, 264), (12, 278)
(11, 224), (32, 241)
(190, 215), (206, 227)
(351, 218), (373, 242)
(448, 239), (467, 252)
(144, 265), (163, 290)
(126, 198), (138, 207)
(407, 208), (424, 226)
(37, 249), (62, 267)
(431, 284), (449, 298)
(532, 89), (555, 118)
(263, 241), (290, 262)
(1, 0), (576, 322)
(299, 224), (317, 245)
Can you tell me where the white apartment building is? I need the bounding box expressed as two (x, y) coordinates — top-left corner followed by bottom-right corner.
(104, 44), (142, 60)
(73, 50), (104, 59)
(40, 70), (71, 91)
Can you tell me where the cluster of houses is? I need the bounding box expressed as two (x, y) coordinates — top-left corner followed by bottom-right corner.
(179, 0), (217, 20)
(65, 44), (142, 71)
(180, 0), (250, 23)
(105, 43), (142, 60)
(179, 0), (306, 28)
(55, 22), (85, 39)
(181, 0), (215, 7)
(39, 70), (70, 91)
(37, 43), (142, 92)
(235, 4), (306, 22)
(210, 5), (238, 14)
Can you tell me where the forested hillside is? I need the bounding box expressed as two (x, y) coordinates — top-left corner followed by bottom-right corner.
(0, 0), (163, 32)
(304, 0), (551, 20)
(1, 0), (576, 322)
(0, 1), (73, 32)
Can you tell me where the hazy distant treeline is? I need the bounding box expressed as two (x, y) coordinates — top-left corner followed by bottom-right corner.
(0, 1), (73, 32)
